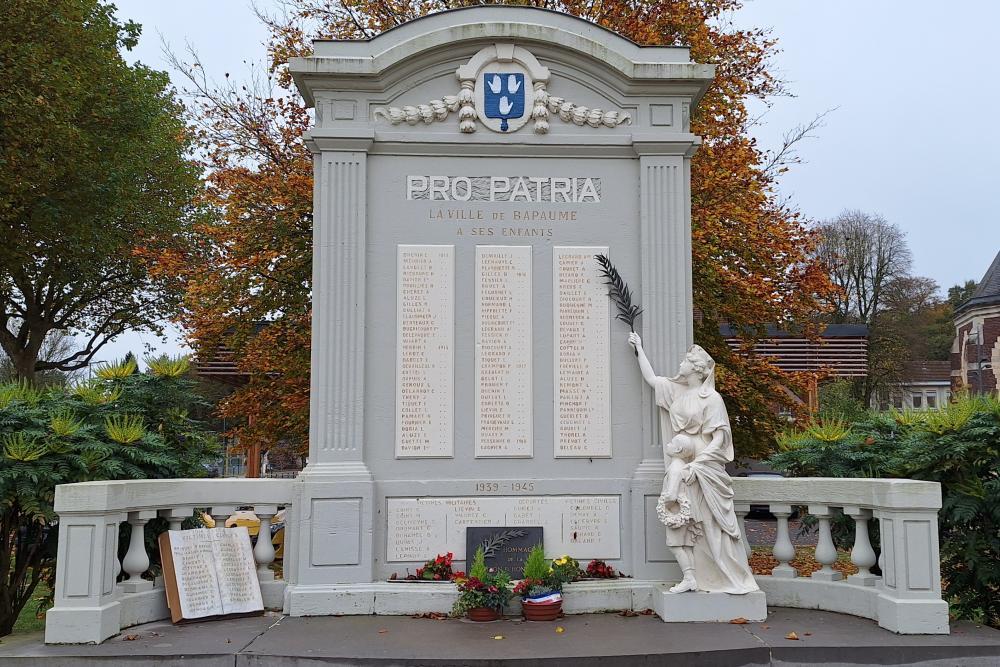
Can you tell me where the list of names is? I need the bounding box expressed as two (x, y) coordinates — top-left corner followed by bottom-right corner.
(386, 495), (622, 562)
(395, 245), (455, 458)
(475, 246), (532, 457)
(553, 247), (611, 457)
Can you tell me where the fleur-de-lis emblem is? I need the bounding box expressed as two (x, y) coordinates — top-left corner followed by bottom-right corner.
(483, 72), (525, 132)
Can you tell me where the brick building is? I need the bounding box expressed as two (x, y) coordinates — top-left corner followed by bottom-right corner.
(952, 250), (1000, 394)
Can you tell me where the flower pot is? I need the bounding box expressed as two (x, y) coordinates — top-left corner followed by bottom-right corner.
(522, 599), (562, 621)
(467, 606), (501, 622)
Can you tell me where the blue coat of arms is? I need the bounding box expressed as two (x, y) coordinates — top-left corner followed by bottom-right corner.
(483, 72), (525, 132)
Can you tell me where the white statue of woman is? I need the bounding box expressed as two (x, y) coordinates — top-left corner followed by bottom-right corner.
(629, 332), (759, 595)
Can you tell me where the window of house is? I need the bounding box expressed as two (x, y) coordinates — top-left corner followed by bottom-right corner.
(892, 395), (903, 409)
(912, 394), (923, 409)
(926, 393), (937, 409)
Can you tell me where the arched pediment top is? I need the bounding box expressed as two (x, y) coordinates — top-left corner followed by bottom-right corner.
(290, 6), (714, 106)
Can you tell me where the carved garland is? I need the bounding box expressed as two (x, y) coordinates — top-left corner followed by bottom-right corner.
(375, 84), (630, 133)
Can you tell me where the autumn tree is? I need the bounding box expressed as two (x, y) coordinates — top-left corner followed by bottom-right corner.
(0, 0), (199, 383)
(170, 0), (835, 457)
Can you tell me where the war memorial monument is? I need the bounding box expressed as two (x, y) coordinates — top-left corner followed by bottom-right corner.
(40, 7), (954, 647)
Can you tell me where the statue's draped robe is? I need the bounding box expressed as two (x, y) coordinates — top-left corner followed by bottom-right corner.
(653, 376), (759, 594)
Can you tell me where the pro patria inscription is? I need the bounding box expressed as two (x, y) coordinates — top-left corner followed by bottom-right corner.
(554, 247), (611, 457)
(395, 245), (455, 458)
(475, 246), (532, 457)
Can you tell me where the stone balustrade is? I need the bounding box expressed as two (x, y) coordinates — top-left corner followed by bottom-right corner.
(44, 478), (294, 644)
(730, 477), (949, 634)
(43, 476), (948, 644)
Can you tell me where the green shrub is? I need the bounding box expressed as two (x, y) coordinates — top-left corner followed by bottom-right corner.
(769, 393), (1000, 627)
(0, 360), (219, 636)
(522, 544), (548, 581)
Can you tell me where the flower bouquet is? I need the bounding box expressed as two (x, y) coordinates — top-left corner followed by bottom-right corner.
(451, 547), (511, 621)
(585, 559), (619, 579)
(409, 552), (463, 581)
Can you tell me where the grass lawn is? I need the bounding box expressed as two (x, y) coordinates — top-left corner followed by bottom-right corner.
(10, 581), (50, 636)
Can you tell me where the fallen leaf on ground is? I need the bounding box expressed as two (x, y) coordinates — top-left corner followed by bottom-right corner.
(804, 632), (812, 636)
(785, 632), (799, 640)
(555, 626), (565, 633)
(412, 612), (447, 620)
(123, 634), (139, 641)
(378, 629), (389, 634)
(729, 617), (748, 624)
(492, 635), (504, 640)
(761, 625), (770, 630)
(639, 608), (655, 615)
(226, 639), (232, 644)
(619, 609), (638, 617)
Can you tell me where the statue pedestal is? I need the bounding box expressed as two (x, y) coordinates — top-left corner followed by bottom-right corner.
(652, 585), (767, 623)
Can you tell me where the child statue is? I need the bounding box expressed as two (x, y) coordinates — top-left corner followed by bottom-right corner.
(628, 332), (759, 595)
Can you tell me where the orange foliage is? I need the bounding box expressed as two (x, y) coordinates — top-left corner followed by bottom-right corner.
(164, 1), (834, 457)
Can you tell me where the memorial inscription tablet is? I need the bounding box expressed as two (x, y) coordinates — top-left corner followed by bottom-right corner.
(475, 246), (532, 457)
(554, 246), (611, 457)
(395, 245), (455, 458)
(466, 526), (543, 578)
(386, 495), (620, 562)
(158, 527), (263, 624)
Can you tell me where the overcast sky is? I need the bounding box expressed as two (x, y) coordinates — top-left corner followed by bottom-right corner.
(97, 0), (999, 365)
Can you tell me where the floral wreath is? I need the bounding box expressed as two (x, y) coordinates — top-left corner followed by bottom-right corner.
(655, 494), (703, 539)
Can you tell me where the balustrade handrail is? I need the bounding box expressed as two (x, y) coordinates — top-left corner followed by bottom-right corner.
(732, 477), (941, 511)
(53, 478), (295, 514)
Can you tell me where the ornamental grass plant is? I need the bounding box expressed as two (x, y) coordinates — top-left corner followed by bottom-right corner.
(0, 356), (219, 636)
(769, 393), (1000, 628)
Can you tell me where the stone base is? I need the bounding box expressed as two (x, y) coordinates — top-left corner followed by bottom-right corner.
(651, 585), (767, 623)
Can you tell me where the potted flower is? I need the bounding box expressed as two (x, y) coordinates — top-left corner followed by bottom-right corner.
(514, 546), (575, 621)
(451, 547), (511, 621)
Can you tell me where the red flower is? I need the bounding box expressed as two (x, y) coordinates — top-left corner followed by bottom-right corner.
(488, 586), (498, 593)
(433, 573), (441, 580)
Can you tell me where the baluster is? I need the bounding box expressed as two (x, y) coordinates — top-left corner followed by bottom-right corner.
(160, 507), (190, 532)
(121, 510), (156, 592)
(808, 504), (843, 581)
(211, 505), (237, 530)
(253, 505), (279, 581)
(769, 504), (797, 578)
(735, 503), (752, 557)
(844, 506), (877, 586)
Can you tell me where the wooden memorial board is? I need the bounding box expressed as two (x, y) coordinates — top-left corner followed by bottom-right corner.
(465, 526), (543, 579)
(158, 527), (264, 624)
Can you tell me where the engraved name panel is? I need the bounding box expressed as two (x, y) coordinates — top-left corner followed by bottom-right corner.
(554, 246), (611, 457)
(395, 245), (455, 458)
(475, 246), (532, 457)
(386, 495), (621, 562)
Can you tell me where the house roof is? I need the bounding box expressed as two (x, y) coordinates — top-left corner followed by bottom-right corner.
(902, 360), (951, 384)
(957, 250), (1000, 314)
(718, 324), (868, 338)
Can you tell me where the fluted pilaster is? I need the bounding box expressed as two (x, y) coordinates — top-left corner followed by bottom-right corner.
(309, 147), (369, 468)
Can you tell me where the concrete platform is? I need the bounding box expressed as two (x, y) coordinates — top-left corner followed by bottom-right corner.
(2, 608), (999, 666)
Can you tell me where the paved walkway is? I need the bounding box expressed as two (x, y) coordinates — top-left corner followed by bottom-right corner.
(2, 608), (999, 666)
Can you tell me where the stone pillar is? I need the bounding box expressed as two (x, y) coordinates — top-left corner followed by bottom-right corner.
(629, 138), (698, 579)
(44, 511), (125, 644)
(286, 131), (376, 612)
(874, 509), (949, 633)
